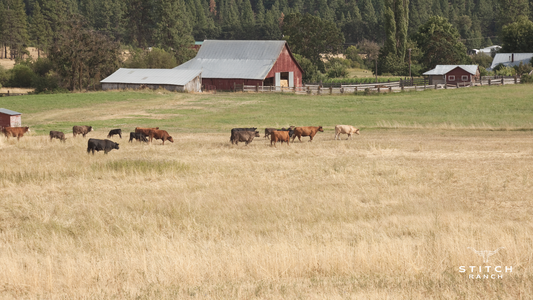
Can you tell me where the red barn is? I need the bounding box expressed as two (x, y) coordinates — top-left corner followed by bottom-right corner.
(423, 65), (480, 85)
(174, 40), (303, 90)
(0, 108), (22, 129)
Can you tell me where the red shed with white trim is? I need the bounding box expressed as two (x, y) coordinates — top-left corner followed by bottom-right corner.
(423, 65), (480, 85)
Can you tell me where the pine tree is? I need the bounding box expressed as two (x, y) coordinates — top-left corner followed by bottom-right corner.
(1, 0), (29, 59)
(29, 2), (49, 57)
(240, 0), (255, 38)
(154, 0), (195, 63)
(360, 0), (377, 41)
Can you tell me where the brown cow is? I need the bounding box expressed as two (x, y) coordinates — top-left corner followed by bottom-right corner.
(135, 127), (159, 142)
(73, 125), (93, 137)
(270, 130), (290, 146)
(50, 130), (66, 142)
(2, 127), (30, 140)
(291, 126), (323, 142)
(150, 129), (174, 145)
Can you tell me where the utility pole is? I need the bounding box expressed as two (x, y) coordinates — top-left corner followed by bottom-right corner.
(375, 58), (378, 83)
(408, 48), (412, 83)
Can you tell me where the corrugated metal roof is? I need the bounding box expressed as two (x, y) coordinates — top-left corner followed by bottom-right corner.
(0, 108), (21, 115)
(423, 65), (479, 75)
(174, 40), (287, 80)
(100, 68), (202, 85)
(488, 53), (533, 70)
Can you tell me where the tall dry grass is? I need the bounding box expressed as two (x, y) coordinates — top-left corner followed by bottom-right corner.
(0, 130), (532, 299)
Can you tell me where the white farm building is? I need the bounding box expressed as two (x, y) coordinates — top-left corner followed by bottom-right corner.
(100, 68), (202, 92)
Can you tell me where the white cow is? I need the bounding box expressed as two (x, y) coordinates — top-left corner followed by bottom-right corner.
(334, 125), (360, 140)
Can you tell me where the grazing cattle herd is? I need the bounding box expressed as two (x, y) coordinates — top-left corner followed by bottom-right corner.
(2, 123), (360, 154)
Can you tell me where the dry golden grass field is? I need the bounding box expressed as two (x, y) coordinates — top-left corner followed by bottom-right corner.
(1, 88), (533, 299)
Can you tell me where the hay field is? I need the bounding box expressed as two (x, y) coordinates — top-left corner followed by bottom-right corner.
(1, 127), (532, 299)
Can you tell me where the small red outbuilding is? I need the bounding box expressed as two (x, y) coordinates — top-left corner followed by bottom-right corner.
(423, 65), (480, 85)
(0, 108), (22, 128)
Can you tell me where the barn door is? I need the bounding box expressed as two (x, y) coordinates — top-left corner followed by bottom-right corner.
(288, 72), (294, 88)
(275, 72), (280, 90)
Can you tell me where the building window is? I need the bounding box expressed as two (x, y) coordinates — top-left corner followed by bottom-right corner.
(448, 75), (455, 81)
(461, 75), (469, 81)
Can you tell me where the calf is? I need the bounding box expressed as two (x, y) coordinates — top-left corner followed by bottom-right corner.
(87, 138), (119, 154)
(49, 130), (66, 142)
(270, 130), (290, 147)
(73, 125), (93, 137)
(2, 127), (30, 140)
(334, 125), (360, 140)
(292, 126), (324, 142)
(230, 127), (257, 144)
(150, 129), (174, 145)
(107, 129), (122, 139)
(129, 132), (148, 143)
(233, 130), (260, 145)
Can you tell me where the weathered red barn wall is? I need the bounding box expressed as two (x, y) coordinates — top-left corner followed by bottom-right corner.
(266, 45), (303, 87)
(202, 78), (263, 91)
(0, 113), (21, 128)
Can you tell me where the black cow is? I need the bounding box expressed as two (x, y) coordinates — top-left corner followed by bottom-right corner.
(50, 130), (66, 142)
(87, 138), (119, 154)
(232, 130), (260, 145)
(230, 127), (257, 144)
(128, 132), (148, 143)
(107, 129), (122, 138)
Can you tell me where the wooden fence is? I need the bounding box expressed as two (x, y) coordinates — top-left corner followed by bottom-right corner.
(232, 76), (521, 95)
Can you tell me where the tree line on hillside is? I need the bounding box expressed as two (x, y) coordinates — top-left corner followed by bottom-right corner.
(0, 0), (532, 92)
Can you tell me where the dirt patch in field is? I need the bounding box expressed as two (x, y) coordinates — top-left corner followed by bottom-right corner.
(0, 87), (34, 94)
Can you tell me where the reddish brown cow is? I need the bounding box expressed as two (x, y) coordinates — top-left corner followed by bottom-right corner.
(135, 127), (159, 142)
(150, 129), (174, 145)
(2, 127), (30, 140)
(72, 125), (93, 137)
(291, 126), (323, 142)
(270, 130), (290, 146)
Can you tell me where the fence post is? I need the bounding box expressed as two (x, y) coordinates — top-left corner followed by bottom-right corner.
(234, 82), (236, 92)
(256, 84), (259, 92)
(489, 79), (491, 86)
(389, 86), (392, 93)
(355, 86), (358, 93)
(434, 84), (437, 90)
(401, 84), (404, 92)
(318, 86), (321, 95)
(445, 83), (447, 89)
(456, 83), (459, 88)
(501, 78), (504, 85)
(378, 87), (381, 93)
(514, 75), (517, 84)
(329, 86), (332, 95)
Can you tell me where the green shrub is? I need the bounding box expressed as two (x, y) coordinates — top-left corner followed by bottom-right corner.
(124, 47), (178, 69)
(521, 74), (533, 83)
(8, 64), (36, 88)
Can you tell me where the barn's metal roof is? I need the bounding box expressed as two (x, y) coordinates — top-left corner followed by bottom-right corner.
(0, 108), (21, 115)
(174, 40), (288, 80)
(423, 65), (479, 75)
(100, 68), (202, 85)
(488, 53), (533, 70)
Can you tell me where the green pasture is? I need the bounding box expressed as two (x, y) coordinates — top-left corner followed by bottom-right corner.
(1, 84), (532, 134)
